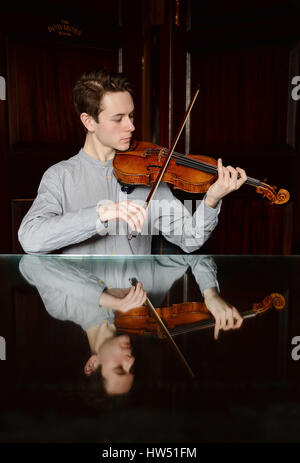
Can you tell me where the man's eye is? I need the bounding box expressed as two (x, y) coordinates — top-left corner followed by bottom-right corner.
(114, 118), (122, 122)
(114, 366), (126, 375)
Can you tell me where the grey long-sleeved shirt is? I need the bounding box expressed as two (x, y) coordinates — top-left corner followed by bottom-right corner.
(19, 255), (219, 331)
(18, 149), (221, 255)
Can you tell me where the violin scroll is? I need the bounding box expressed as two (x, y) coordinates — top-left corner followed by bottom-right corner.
(256, 182), (290, 205)
(274, 189), (290, 205)
(252, 292), (286, 314)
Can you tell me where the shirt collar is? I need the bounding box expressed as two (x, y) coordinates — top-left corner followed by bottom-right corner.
(79, 148), (113, 168)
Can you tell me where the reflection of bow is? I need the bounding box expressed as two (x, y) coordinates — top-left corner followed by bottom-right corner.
(129, 277), (195, 378)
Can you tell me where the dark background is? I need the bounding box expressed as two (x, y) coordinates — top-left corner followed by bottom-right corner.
(0, 0), (299, 254)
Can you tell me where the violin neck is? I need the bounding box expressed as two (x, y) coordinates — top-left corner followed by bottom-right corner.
(245, 176), (262, 188)
(166, 310), (256, 338)
(174, 153), (262, 188)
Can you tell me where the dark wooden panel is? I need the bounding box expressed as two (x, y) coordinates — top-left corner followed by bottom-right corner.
(13, 288), (86, 382)
(200, 198), (293, 255)
(7, 38), (119, 150)
(189, 0), (300, 51)
(1, 2), (122, 48)
(11, 199), (34, 254)
(0, 29), (10, 253)
(190, 44), (290, 151)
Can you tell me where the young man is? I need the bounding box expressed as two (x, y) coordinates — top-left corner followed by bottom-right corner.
(18, 69), (247, 255)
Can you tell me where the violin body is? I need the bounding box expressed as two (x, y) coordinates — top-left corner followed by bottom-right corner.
(114, 301), (211, 338)
(114, 141), (217, 194)
(114, 141), (290, 204)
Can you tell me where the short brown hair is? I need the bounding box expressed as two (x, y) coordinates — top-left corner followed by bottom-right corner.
(72, 69), (134, 122)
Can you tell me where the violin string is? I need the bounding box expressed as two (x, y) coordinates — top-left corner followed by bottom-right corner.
(147, 148), (221, 175)
(174, 157), (263, 188)
(172, 154), (262, 187)
(170, 320), (215, 337)
(174, 154), (262, 187)
(146, 148), (263, 188)
(164, 310), (257, 337)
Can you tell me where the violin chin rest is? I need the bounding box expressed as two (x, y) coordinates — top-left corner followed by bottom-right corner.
(118, 180), (136, 194)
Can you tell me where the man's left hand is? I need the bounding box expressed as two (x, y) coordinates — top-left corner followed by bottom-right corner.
(205, 158), (247, 208)
(203, 287), (243, 340)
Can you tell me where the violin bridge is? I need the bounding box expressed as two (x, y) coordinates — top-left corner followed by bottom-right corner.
(158, 148), (164, 164)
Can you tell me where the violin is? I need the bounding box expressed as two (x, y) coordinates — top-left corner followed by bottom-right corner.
(113, 140), (290, 205)
(114, 293), (286, 338)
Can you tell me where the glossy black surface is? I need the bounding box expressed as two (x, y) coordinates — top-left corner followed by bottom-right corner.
(0, 255), (299, 443)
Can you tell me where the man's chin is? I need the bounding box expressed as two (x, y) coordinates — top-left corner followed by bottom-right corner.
(116, 141), (131, 152)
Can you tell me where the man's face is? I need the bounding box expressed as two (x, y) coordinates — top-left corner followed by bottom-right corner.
(100, 334), (135, 395)
(93, 91), (135, 152)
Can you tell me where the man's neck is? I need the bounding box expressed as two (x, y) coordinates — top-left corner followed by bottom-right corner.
(86, 320), (116, 354)
(83, 134), (115, 163)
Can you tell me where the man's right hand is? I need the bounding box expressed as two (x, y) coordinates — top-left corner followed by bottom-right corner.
(99, 282), (147, 312)
(98, 200), (147, 233)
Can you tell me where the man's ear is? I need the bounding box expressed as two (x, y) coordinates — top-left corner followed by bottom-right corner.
(80, 113), (96, 132)
(84, 354), (99, 376)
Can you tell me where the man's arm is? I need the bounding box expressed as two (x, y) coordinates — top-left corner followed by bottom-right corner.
(18, 166), (148, 254)
(149, 159), (247, 253)
(19, 256), (113, 330)
(149, 183), (221, 253)
(184, 255), (243, 340)
(18, 167), (106, 254)
(19, 256), (147, 329)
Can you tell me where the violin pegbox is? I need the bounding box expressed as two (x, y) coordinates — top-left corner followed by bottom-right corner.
(252, 293), (286, 314)
(256, 180), (290, 205)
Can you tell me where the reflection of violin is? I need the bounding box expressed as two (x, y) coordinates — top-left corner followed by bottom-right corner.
(115, 293), (286, 338)
(113, 140), (290, 205)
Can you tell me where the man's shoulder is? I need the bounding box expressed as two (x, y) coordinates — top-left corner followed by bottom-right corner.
(43, 151), (83, 178)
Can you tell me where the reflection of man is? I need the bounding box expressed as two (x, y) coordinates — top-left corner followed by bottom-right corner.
(84, 324), (136, 396)
(19, 255), (242, 394)
(19, 256), (145, 396)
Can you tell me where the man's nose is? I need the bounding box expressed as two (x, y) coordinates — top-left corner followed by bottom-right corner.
(123, 355), (135, 372)
(124, 117), (135, 132)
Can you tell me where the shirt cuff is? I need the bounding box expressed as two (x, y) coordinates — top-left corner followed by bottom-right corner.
(203, 195), (222, 215)
(95, 200), (111, 235)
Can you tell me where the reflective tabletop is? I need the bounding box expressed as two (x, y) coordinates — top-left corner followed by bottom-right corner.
(0, 255), (299, 443)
